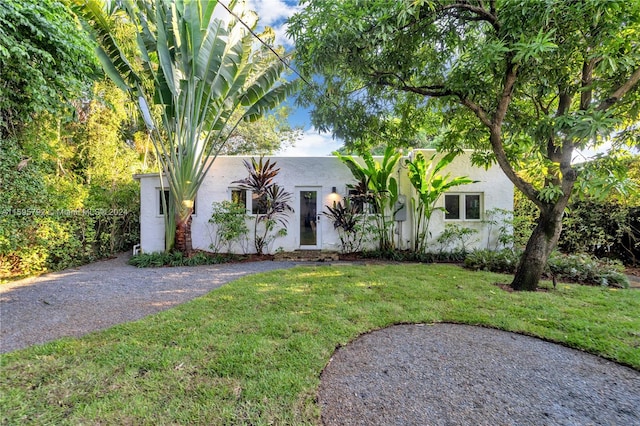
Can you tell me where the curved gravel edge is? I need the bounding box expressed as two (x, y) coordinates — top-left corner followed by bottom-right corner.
(318, 323), (640, 426)
(0, 253), (297, 353)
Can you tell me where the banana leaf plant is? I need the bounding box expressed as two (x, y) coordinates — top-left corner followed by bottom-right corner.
(75, 0), (298, 254)
(233, 157), (293, 255)
(335, 146), (402, 251)
(406, 151), (477, 253)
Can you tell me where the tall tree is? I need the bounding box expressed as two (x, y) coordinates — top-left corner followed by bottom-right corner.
(289, 0), (640, 290)
(0, 0), (95, 138)
(77, 0), (297, 254)
(221, 106), (301, 155)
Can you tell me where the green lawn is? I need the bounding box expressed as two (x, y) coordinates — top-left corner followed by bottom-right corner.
(2, 264), (639, 425)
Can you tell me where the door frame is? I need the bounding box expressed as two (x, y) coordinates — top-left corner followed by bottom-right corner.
(296, 186), (322, 249)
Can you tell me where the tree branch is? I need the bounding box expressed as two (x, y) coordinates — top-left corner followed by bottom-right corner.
(459, 99), (492, 127)
(493, 62), (517, 128)
(597, 66), (640, 112)
(485, 61), (541, 204)
(547, 89), (573, 162)
(439, 2), (501, 32)
(372, 73), (454, 98)
(580, 58), (597, 111)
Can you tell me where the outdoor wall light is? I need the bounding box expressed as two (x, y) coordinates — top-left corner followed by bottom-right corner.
(331, 186), (337, 194)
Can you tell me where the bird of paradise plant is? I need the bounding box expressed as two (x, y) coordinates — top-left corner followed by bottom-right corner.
(406, 151), (476, 253)
(335, 146), (402, 251)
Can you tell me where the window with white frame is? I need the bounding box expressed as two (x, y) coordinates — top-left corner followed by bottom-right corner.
(229, 188), (266, 214)
(157, 189), (197, 216)
(444, 193), (482, 221)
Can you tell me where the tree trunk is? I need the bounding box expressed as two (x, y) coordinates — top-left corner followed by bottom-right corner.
(511, 206), (564, 291)
(174, 214), (193, 255)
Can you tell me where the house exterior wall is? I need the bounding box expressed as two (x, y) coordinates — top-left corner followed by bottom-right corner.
(134, 150), (513, 254)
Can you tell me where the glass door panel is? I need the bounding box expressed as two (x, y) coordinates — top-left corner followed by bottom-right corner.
(299, 190), (318, 246)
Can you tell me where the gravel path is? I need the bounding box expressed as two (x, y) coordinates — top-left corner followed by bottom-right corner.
(0, 254), (297, 353)
(2, 256), (639, 425)
(319, 323), (640, 426)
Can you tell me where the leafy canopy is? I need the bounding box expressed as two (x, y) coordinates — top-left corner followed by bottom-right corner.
(0, 0), (96, 137)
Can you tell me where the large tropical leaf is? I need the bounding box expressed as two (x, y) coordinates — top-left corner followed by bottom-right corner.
(76, 0), (296, 252)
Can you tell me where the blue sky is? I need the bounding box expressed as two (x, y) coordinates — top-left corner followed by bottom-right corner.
(245, 0), (344, 156)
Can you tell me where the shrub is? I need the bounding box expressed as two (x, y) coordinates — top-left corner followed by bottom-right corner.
(464, 249), (629, 288)
(559, 201), (639, 266)
(128, 251), (231, 268)
(436, 225), (478, 254)
(323, 198), (374, 253)
(208, 201), (249, 253)
(464, 249), (521, 274)
(548, 252), (629, 288)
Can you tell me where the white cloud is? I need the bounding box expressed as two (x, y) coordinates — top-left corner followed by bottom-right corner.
(247, 0), (299, 48)
(277, 128), (343, 156)
(272, 21), (293, 48)
(247, 0), (298, 25)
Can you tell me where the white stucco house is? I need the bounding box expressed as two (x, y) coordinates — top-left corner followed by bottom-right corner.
(134, 150), (513, 254)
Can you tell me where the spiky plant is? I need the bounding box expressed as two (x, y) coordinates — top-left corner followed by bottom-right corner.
(233, 157), (292, 254)
(75, 0), (298, 253)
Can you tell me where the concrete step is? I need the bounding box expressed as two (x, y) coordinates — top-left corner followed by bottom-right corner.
(274, 250), (339, 262)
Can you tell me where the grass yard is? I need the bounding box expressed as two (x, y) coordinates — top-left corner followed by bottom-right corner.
(1, 264), (639, 425)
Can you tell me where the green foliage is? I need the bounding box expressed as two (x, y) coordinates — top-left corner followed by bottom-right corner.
(464, 249), (523, 274)
(405, 151), (476, 252)
(548, 253), (629, 289)
(233, 158), (293, 255)
(436, 225), (478, 255)
(464, 249), (629, 288)
(128, 251), (229, 268)
(322, 198), (374, 253)
(0, 78), (143, 279)
(208, 201), (250, 254)
(483, 208), (515, 250)
(77, 0), (298, 253)
(560, 200), (631, 258)
(335, 146), (402, 251)
(0, 0), (96, 137)
(512, 193), (538, 249)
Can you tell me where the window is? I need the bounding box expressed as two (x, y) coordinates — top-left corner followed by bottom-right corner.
(444, 193), (482, 221)
(347, 189), (378, 214)
(348, 189), (365, 214)
(157, 189), (197, 216)
(231, 188), (248, 209)
(158, 189), (170, 216)
(251, 191), (268, 215)
(230, 188), (266, 215)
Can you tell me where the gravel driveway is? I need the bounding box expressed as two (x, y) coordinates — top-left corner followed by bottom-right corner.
(2, 255), (639, 425)
(319, 323), (640, 425)
(0, 253), (296, 353)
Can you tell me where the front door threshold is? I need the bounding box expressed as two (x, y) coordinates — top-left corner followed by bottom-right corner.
(274, 250), (339, 262)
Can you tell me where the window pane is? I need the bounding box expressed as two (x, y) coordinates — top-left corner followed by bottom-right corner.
(300, 191), (317, 245)
(465, 194), (481, 220)
(159, 190), (170, 215)
(444, 194), (460, 220)
(251, 191), (267, 215)
(231, 189), (247, 209)
(348, 189), (364, 214)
